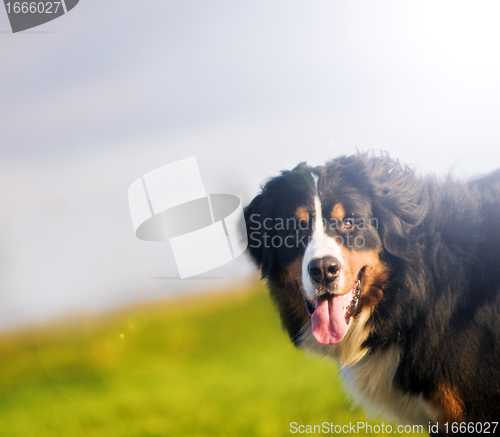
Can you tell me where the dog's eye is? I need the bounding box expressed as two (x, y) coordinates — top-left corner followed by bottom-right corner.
(342, 218), (354, 231)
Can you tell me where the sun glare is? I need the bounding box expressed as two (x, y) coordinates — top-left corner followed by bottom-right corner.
(409, 1), (500, 76)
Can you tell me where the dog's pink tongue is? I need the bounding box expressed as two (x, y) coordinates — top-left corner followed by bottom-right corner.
(311, 295), (350, 344)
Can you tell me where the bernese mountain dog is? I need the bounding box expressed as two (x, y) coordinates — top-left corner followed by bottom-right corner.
(244, 153), (500, 433)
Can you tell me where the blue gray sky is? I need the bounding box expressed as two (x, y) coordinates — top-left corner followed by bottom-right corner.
(1, 1), (500, 328)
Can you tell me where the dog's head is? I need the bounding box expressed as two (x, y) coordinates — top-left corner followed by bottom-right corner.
(244, 153), (428, 362)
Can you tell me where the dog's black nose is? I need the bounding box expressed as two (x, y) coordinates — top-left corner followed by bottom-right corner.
(308, 256), (340, 284)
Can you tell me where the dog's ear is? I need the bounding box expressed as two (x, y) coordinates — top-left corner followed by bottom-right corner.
(339, 153), (429, 259)
(367, 155), (429, 259)
(244, 193), (276, 278)
(375, 206), (416, 259)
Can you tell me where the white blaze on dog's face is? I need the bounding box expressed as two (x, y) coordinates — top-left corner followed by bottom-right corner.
(302, 174), (345, 300)
(301, 173), (367, 346)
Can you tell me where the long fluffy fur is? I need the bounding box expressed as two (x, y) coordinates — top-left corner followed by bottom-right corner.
(244, 152), (500, 429)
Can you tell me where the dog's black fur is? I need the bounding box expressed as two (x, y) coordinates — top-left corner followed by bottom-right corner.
(244, 153), (500, 429)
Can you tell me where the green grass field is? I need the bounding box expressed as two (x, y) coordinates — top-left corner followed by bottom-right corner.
(0, 283), (427, 436)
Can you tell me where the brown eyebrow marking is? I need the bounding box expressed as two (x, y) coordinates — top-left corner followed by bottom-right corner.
(331, 203), (346, 221)
(295, 207), (309, 222)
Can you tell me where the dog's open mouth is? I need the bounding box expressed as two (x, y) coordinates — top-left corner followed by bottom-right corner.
(304, 268), (364, 345)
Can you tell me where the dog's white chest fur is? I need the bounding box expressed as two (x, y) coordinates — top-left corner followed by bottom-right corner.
(339, 345), (438, 425)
